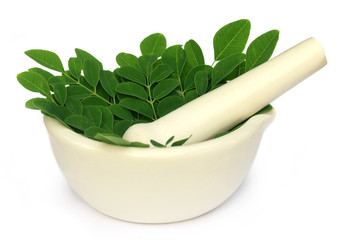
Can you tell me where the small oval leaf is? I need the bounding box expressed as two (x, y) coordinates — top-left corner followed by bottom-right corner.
(83, 59), (100, 88)
(68, 57), (82, 80)
(140, 33), (167, 56)
(150, 64), (173, 84)
(116, 52), (138, 68)
(25, 49), (64, 72)
(157, 95), (185, 117)
(116, 66), (146, 85)
(194, 70), (208, 96)
(17, 71), (52, 99)
(116, 82), (148, 100)
(100, 70), (118, 97)
(184, 39), (205, 68)
(153, 78), (180, 99)
(120, 98), (154, 119)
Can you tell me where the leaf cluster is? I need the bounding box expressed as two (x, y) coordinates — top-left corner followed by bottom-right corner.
(17, 19), (279, 147)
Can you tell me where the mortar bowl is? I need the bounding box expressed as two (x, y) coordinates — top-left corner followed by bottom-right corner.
(44, 109), (276, 224)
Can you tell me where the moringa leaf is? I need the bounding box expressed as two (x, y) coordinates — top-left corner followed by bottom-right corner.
(157, 95), (185, 117)
(97, 106), (114, 131)
(65, 115), (95, 131)
(116, 82), (148, 100)
(138, 54), (158, 78)
(185, 89), (198, 103)
(150, 64), (173, 84)
(100, 70), (118, 97)
(83, 59), (100, 88)
(162, 45), (187, 78)
(213, 19), (251, 61)
(65, 97), (83, 115)
(129, 141), (150, 148)
(113, 120), (133, 137)
(116, 52), (138, 67)
(153, 78), (179, 99)
(17, 71), (52, 99)
(171, 135), (192, 147)
(120, 98), (154, 119)
(25, 49), (64, 72)
(245, 30), (279, 71)
(184, 65), (212, 91)
(68, 57), (82, 80)
(82, 105), (102, 127)
(66, 85), (92, 100)
(194, 70), (208, 96)
(53, 83), (67, 105)
(94, 132), (132, 146)
(116, 66), (146, 85)
(150, 139), (165, 148)
(75, 48), (103, 69)
(165, 136), (175, 145)
(211, 53), (245, 88)
(84, 126), (109, 138)
(107, 104), (133, 120)
(140, 33), (167, 56)
(81, 96), (108, 106)
(47, 76), (75, 86)
(28, 67), (54, 81)
(184, 39), (205, 68)
(25, 97), (45, 110)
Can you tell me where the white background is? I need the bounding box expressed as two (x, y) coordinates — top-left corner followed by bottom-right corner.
(1, 0), (342, 239)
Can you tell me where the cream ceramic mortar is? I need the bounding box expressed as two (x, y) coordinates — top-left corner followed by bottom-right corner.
(44, 109), (275, 223)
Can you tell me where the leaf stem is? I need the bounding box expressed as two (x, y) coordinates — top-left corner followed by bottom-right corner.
(146, 84), (157, 120)
(62, 73), (112, 105)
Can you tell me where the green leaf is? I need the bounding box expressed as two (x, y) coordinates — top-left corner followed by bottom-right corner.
(165, 136), (175, 146)
(83, 59), (100, 88)
(108, 104), (133, 120)
(157, 95), (185, 117)
(184, 40), (205, 68)
(162, 45), (187, 78)
(65, 115), (94, 131)
(138, 54), (158, 78)
(94, 132), (131, 146)
(82, 105), (102, 127)
(153, 78), (179, 99)
(150, 64), (173, 84)
(185, 89), (198, 103)
(150, 139), (165, 148)
(211, 53), (245, 88)
(97, 106), (114, 131)
(113, 120), (133, 137)
(184, 65), (212, 91)
(171, 135), (192, 147)
(68, 57), (82, 80)
(100, 70), (118, 97)
(25, 49), (64, 72)
(129, 142), (150, 148)
(116, 52), (138, 67)
(213, 19), (251, 61)
(255, 104), (273, 114)
(28, 67), (54, 81)
(66, 85), (91, 100)
(53, 83), (67, 105)
(226, 61), (246, 80)
(17, 71), (52, 99)
(115, 82), (148, 100)
(75, 48), (103, 70)
(116, 66), (146, 85)
(140, 33), (167, 56)
(245, 30), (279, 71)
(32, 98), (72, 121)
(25, 98), (45, 110)
(194, 70), (208, 96)
(120, 98), (153, 119)
(81, 96), (108, 106)
(47, 76), (75, 86)
(84, 126), (109, 138)
(65, 97), (83, 115)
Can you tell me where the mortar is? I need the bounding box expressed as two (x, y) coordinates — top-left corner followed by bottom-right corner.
(44, 38), (326, 223)
(44, 109), (275, 223)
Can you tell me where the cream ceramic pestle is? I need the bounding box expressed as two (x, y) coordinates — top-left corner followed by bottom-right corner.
(123, 38), (327, 145)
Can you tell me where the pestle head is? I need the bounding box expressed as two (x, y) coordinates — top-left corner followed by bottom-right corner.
(123, 38), (327, 146)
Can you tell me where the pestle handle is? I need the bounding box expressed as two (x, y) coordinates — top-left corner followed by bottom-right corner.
(123, 38), (327, 145)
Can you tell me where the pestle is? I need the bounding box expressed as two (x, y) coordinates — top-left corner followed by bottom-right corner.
(123, 38), (327, 145)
